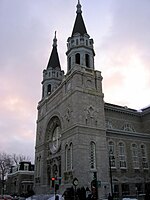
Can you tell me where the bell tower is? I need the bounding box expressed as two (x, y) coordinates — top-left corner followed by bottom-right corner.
(66, 0), (95, 72)
(42, 32), (64, 98)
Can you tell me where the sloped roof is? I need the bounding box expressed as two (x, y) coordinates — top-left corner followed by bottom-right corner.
(47, 46), (61, 69)
(47, 32), (61, 69)
(72, 13), (87, 36)
(71, 1), (87, 36)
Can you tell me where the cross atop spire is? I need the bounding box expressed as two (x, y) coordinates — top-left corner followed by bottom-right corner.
(76, 0), (82, 14)
(53, 31), (57, 47)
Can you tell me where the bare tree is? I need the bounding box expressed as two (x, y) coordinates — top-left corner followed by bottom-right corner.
(11, 154), (31, 165)
(0, 152), (13, 195)
(0, 153), (31, 178)
(0, 152), (31, 194)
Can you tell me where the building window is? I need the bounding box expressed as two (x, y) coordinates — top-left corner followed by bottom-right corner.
(67, 147), (71, 170)
(76, 39), (78, 45)
(106, 120), (113, 129)
(108, 141), (116, 167)
(68, 57), (71, 70)
(122, 183), (129, 196)
(118, 142), (127, 168)
(123, 123), (135, 132)
(70, 143), (73, 170)
(42, 86), (44, 98)
(24, 163), (29, 171)
(65, 143), (73, 171)
(36, 156), (41, 177)
(65, 145), (68, 171)
(47, 84), (51, 94)
(141, 144), (148, 169)
(132, 144), (139, 169)
(85, 54), (90, 68)
(52, 70), (55, 77)
(90, 142), (96, 169)
(75, 53), (80, 65)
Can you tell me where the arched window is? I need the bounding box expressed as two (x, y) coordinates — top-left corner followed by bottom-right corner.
(65, 143), (73, 171)
(42, 86), (44, 98)
(47, 84), (51, 94)
(108, 141), (116, 167)
(70, 143), (73, 170)
(76, 39), (78, 45)
(123, 123), (135, 132)
(118, 142), (127, 168)
(68, 57), (71, 70)
(75, 53), (80, 65)
(52, 164), (58, 177)
(85, 54), (90, 68)
(36, 155), (41, 177)
(132, 144), (139, 169)
(90, 142), (96, 169)
(141, 144), (148, 169)
(65, 145), (68, 171)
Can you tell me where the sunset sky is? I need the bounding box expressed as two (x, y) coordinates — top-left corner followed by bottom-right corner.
(0, 0), (150, 162)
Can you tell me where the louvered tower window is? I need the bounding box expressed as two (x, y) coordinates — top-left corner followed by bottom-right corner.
(47, 84), (51, 94)
(75, 53), (80, 64)
(85, 54), (90, 68)
(68, 57), (71, 70)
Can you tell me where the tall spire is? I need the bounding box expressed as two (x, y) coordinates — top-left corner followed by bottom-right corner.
(72, 0), (87, 36)
(47, 31), (60, 69)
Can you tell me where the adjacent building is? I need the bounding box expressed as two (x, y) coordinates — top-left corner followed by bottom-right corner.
(7, 162), (34, 196)
(34, 1), (150, 199)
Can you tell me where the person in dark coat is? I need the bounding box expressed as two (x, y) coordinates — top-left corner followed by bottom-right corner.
(108, 193), (113, 200)
(55, 194), (59, 200)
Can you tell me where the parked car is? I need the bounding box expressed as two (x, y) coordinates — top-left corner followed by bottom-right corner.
(0, 195), (13, 200)
(0, 195), (3, 200)
(121, 196), (138, 200)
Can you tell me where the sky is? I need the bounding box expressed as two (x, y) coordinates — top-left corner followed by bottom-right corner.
(0, 0), (150, 163)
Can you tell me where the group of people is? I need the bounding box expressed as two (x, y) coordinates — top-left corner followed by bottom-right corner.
(62, 186), (113, 200)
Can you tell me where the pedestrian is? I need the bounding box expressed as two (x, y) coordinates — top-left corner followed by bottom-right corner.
(86, 187), (91, 200)
(108, 193), (113, 200)
(55, 194), (59, 200)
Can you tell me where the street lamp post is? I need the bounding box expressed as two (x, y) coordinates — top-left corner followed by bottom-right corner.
(109, 150), (115, 199)
(54, 169), (58, 198)
(73, 178), (79, 200)
(91, 172), (98, 200)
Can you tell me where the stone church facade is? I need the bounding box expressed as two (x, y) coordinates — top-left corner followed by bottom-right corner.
(34, 1), (150, 199)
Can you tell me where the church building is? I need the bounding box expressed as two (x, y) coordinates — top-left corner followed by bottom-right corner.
(34, 1), (150, 199)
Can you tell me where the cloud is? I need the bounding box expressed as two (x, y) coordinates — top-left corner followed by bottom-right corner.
(96, 0), (150, 109)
